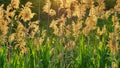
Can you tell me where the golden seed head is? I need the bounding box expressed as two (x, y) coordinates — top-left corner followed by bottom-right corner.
(0, 4), (4, 19)
(65, 41), (75, 50)
(8, 33), (16, 43)
(19, 7), (35, 22)
(43, 0), (51, 13)
(49, 9), (56, 16)
(11, 0), (20, 9)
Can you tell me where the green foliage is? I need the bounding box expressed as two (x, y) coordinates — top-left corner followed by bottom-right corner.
(105, 0), (117, 10)
(0, 33), (120, 68)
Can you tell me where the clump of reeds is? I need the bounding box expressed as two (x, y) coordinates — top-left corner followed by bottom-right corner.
(0, 0), (40, 55)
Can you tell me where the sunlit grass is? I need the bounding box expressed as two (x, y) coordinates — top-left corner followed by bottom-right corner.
(0, 0), (120, 68)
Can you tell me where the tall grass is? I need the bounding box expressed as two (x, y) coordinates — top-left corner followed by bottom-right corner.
(0, 0), (120, 68)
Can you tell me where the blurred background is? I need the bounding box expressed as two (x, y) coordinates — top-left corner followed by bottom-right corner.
(0, 0), (117, 21)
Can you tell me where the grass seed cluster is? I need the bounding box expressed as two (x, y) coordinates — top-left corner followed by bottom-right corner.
(0, 0), (120, 68)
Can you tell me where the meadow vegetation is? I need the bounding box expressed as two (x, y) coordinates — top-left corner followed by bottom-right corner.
(0, 0), (120, 68)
